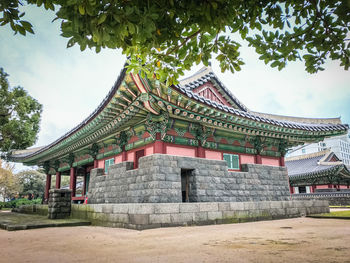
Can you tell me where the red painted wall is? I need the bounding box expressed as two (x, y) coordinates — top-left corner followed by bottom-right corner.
(97, 141), (282, 172)
(261, 157), (280, 166)
(115, 154), (122, 164)
(205, 150), (222, 160)
(166, 145), (196, 157)
(240, 154), (255, 164)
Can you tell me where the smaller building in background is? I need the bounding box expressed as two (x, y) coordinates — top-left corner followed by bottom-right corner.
(287, 132), (350, 165)
(286, 150), (350, 193)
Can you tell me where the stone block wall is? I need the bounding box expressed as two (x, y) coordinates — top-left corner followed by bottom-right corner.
(292, 192), (350, 206)
(48, 189), (72, 219)
(71, 200), (329, 230)
(13, 204), (48, 216)
(87, 154), (291, 204)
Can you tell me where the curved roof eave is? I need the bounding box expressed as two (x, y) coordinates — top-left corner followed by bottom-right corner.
(11, 66), (128, 160)
(174, 84), (349, 133)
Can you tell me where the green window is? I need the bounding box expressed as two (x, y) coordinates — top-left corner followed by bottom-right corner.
(104, 158), (114, 174)
(223, 153), (240, 169)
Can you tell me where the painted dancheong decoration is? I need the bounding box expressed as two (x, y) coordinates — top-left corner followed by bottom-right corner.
(10, 66), (349, 203)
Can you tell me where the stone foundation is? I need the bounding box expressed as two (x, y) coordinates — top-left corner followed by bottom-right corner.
(71, 200), (329, 230)
(88, 154), (291, 204)
(48, 189), (72, 219)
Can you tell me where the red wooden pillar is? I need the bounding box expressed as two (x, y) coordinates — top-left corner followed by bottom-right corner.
(44, 174), (51, 203)
(69, 167), (76, 198)
(121, 144), (128, 162)
(312, 185), (316, 193)
(255, 154), (262, 164)
(289, 185), (294, 194)
(197, 146), (205, 158)
(279, 156), (285, 167)
(55, 171), (61, 189)
(93, 159), (98, 168)
(154, 133), (165, 154)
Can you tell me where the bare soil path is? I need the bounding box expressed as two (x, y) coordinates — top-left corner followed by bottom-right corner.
(1, 217), (349, 263)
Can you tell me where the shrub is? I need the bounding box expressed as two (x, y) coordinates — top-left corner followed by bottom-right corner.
(0, 198), (42, 209)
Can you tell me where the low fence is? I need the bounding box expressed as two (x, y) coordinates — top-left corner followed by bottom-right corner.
(292, 192), (350, 206)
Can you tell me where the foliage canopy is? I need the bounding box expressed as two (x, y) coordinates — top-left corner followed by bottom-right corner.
(0, 68), (42, 155)
(0, 159), (20, 200)
(1, 0), (350, 85)
(17, 169), (45, 199)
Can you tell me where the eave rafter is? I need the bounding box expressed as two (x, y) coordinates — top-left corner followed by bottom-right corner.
(37, 100), (146, 165)
(21, 73), (145, 165)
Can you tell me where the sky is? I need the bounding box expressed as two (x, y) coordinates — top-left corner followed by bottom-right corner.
(1, 6), (350, 171)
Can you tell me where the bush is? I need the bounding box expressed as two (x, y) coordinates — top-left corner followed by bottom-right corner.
(0, 198), (42, 209)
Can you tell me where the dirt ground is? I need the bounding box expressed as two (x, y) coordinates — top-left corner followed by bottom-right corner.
(1, 217), (349, 263)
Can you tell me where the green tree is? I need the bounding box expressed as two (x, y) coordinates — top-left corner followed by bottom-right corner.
(1, 1), (349, 84)
(16, 169), (45, 199)
(0, 68), (42, 155)
(0, 159), (20, 200)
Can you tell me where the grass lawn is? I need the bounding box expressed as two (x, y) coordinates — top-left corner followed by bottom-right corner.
(309, 210), (350, 219)
(0, 208), (12, 211)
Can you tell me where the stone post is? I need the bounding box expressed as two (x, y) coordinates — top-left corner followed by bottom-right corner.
(48, 189), (72, 219)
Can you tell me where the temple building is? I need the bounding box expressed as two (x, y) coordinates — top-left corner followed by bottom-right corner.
(286, 150), (350, 193)
(11, 66), (349, 203)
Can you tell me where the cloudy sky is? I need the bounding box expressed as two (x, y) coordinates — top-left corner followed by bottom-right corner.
(1, 6), (349, 171)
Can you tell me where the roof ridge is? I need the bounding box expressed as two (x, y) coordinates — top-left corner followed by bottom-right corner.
(250, 111), (342, 125)
(285, 149), (330, 161)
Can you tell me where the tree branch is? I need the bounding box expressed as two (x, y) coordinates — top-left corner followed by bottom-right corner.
(165, 29), (201, 56)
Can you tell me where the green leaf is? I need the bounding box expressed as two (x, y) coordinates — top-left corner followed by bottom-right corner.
(271, 61), (279, 68)
(79, 5), (85, 15)
(98, 14), (107, 25)
(16, 25), (26, 36)
(20, 21), (34, 34)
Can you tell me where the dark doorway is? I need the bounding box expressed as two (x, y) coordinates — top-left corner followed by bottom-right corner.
(298, 186), (306, 193)
(181, 169), (194, 202)
(135, 149), (145, 169)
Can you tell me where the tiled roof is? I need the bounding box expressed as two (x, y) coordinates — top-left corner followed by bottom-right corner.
(286, 154), (336, 177)
(286, 151), (350, 179)
(11, 65), (349, 162)
(175, 83), (348, 133)
(178, 66), (249, 112)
